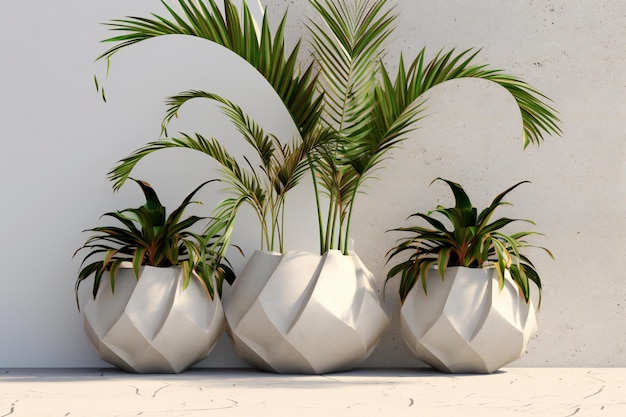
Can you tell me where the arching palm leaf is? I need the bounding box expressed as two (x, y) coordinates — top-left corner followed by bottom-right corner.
(98, 0), (323, 140)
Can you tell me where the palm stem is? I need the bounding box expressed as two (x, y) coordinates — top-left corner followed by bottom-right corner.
(309, 157), (326, 254)
(342, 178), (361, 254)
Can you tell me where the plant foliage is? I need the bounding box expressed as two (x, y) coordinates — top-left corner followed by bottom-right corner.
(386, 178), (553, 305)
(74, 178), (235, 309)
(98, 0), (560, 256)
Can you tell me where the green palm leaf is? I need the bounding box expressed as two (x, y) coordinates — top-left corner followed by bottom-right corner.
(98, 0), (322, 143)
(309, 0), (394, 135)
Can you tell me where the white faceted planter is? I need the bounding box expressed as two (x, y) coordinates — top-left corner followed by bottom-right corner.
(83, 266), (225, 373)
(401, 267), (537, 374)
(223, 250), (390, 374)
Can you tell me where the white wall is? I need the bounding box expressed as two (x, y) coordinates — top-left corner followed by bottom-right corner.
(0, 0), (624, 368)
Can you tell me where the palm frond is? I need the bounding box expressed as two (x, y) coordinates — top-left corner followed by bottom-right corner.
(98, 0), (322, 143)
(390, 48), (561, 147)
(309, 0), (394, 134)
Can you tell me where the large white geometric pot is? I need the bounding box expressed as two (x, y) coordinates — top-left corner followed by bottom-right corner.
(401, 266), (537, 374)
(83, 266), (225, 373)
(223, 250), (390, 374)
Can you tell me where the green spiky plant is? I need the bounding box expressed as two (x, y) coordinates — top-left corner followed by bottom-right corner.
(97, 0), (560, 257)
(386, 178), (553, 305)
(74, 178), (236, 309)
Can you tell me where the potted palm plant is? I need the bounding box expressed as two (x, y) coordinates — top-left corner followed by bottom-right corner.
(386, 178), (553, 373)
(94, 0), (560, 373)
(74, 178), (235, 373)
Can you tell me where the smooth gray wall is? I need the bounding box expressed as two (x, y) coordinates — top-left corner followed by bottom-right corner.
(1, 0), (624, 368)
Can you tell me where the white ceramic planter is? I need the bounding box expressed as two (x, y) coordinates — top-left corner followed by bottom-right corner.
(401, 267), (537, 374)
(83, 266), (224, 373)
(223, 250), (390, 374)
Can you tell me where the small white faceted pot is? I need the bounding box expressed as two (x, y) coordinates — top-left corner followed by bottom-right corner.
(83, 266), (225, 373)
(223, 250), (390, 374)
(401, 267), (537, 374)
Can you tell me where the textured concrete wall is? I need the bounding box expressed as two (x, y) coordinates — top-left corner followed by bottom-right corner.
(1, 0), (624, 368)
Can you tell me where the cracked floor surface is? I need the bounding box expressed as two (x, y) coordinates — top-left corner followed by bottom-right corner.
(1, 368), (625, 416)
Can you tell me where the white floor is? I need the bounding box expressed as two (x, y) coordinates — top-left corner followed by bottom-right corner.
(1, 368), (625, 416)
